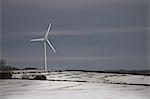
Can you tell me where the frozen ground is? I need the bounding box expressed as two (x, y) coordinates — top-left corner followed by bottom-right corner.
(0, 71), (150, 99)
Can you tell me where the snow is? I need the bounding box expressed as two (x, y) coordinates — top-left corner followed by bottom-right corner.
(0, 71), (150, 99)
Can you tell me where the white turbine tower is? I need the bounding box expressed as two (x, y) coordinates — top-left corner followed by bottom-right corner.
(30, 23), (56, 70)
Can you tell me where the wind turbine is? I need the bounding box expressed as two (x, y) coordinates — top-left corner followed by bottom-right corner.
(30, 23), (56, 70)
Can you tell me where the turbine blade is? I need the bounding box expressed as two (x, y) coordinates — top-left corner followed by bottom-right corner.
(30, 38), (45, 42)
(46, 39), (56, 53)
(45, 23), (52, 38)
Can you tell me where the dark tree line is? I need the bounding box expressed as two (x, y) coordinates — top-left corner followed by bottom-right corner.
(0, 59), (18, 71)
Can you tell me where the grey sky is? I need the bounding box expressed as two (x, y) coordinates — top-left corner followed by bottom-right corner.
(1, 0), (149, 70)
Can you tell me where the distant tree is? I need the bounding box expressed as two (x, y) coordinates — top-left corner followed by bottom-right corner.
(0, 59), (6, 67)
(0, 59), (19, 70)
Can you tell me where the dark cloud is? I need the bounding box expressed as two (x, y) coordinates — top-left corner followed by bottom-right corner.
(1, 0), (149, 70)
(0, 1), (2, 58)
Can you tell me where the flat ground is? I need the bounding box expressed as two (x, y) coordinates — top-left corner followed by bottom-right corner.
(0, 71), (150, 99)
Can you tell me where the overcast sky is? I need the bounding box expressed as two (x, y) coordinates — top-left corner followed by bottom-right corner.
(1, 0), (149, 70)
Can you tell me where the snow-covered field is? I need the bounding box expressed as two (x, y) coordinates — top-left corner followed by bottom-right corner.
(0, 71), (150, 99)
